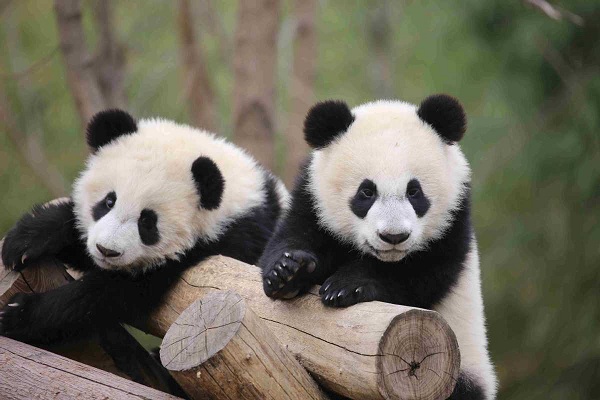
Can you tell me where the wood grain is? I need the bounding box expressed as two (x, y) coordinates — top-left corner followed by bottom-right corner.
(144, 255), (461, 400)
(0, 336), (180, 400)
(160, 291), (328, 400)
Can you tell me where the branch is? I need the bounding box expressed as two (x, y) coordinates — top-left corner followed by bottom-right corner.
(177, 0), (217, 131)
(0, 88), (67, 198)
(92, 0), (127, 109)
(53, 0), (106, 127)
(524, 0), (584, 25)
(232, 0), (281, 170)
(282, 0), (317, 185)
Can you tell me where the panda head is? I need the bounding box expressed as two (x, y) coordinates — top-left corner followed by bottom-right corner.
(72, 110), (225, 274)
(305, 95), (471, 262)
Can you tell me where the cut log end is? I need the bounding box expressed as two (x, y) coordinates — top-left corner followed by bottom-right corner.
(160, 291), (245, 371)
(377, 309), (460, 400)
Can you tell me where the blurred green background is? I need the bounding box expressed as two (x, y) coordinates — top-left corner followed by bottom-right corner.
(0, 1), (599, 398)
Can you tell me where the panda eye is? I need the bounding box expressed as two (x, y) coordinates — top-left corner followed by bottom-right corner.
(105, 194), (116, 209)
(407, 187), (421, 198)
(361, 188), (374, 198)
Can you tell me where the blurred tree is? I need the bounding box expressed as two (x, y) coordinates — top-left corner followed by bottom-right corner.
(232, 0), (280, 171)
(177, 0), (216, 131)
(282, 0), (317, 185)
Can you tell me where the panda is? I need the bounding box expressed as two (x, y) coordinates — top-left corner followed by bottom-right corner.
(259, 95), (497, 399)
(0, 109), (288, 345)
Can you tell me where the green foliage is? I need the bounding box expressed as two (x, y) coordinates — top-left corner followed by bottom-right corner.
(0, 1), (598, 398)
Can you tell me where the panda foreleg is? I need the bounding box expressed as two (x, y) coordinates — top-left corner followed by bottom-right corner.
(1, 199), (92, 272)
(0, 267), (180, 344)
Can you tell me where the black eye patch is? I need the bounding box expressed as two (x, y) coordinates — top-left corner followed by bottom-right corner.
(406, 179), (430, 217)
(350, 179), (378, 219)
(138, 209), (160, 246)
(92, 191), (116, 221)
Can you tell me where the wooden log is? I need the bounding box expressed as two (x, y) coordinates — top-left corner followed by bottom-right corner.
(0, 336), (180, 400)
(145, 256), (461, 400)
(0, 239), (185, 394)
(160, 291), (328, 400)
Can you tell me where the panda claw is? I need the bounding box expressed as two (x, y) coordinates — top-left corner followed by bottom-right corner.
(355, 287), (363, 295)
(337, 290), (346, 298)
(7, 303), (19, 307)
(284, 252), (291, 258)
(266, 279), (272, 286)
(272, 270), (279, 278)
(307, 261), (316, 273)
(21, 254), (28, 264)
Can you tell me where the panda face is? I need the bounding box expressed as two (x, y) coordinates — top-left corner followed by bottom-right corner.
(308, 99), (471, 262)
(72, 113), (263, 275)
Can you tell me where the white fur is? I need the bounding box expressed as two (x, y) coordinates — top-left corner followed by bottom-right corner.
(307, 99), (496, 398)
(72, 118), (278, 273)
(434, 243), (498, 399)
(309, 100), (470, 260)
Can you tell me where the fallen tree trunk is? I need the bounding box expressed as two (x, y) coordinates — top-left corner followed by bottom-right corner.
(0, 336), (180, 400)
(160, 291), (328, 400)
(146, 256), (461, 400)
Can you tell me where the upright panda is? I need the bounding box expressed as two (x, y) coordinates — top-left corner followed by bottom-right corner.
(0, 109), (287, 344)
(259, 95), (497, 399)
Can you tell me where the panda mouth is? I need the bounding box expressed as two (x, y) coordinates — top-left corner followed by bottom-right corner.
(366, 244), (406, 255)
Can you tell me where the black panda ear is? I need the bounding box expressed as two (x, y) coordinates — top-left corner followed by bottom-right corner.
(191, 156), (224, 210)
(86, 109), (137, 153)
(304, 100), (355, 149)
(417, 94), (466, 144)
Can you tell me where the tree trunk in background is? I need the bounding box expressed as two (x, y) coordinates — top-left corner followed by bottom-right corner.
(177, 0), (216, 132)
(283, 0), (317, 186)
(92, 0), (127, 109)
(54, 0), (106, 127)
(367, 0), (394, 99)
(197, 0), (232, 67)
(232, 0), (280, 171)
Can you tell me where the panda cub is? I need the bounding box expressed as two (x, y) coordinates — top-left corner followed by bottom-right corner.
(0, 109), (287, 344)
(259, 95), (496, 399)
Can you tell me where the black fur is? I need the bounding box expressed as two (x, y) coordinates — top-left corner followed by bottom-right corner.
(304, 100), (355, 149)
(407, 178), (431, 217)
(350, 179), (378, 219)
(87, 109), (137, 152)
(1, 200), (93, 272)
(92, 191), (116, 221)
(138, 209), (160, 246)
(417, 94), (466, 144)
(448, 372), (486, 400)
(260, 160), (471, 310)
(191, 156), (224, 210)
(0, 171), (282, 345)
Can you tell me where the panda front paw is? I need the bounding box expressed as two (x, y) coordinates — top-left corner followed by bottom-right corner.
(0, 293), (41, 343)
(262, 250), (317, 299)
(319, 274), (380, 307)
(1, 201), (74, 271)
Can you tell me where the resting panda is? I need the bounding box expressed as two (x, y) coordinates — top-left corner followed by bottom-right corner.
(0, 109), (287, 344)
(259, 95), (497, 399)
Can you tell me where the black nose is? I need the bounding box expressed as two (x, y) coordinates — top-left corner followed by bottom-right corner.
(96, 244), (121, 258)
(378, 231), (410, 245)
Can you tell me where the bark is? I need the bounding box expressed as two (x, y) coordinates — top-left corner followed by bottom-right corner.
(283, 0), (318, 185)
(0, 337), (180, 400)
(53, 0), (106, 127)
(92, 0), (127, 109)
(177, 0), (216, 131)
(232, 0), (281, 170)
(160, 291), (328, 400)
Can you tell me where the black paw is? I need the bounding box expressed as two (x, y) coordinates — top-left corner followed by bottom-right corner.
(262, 250), (317, 299)
(319, 275), (380, 307)
(0, 293), (39, 343)
(1, 201), (75, 271)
